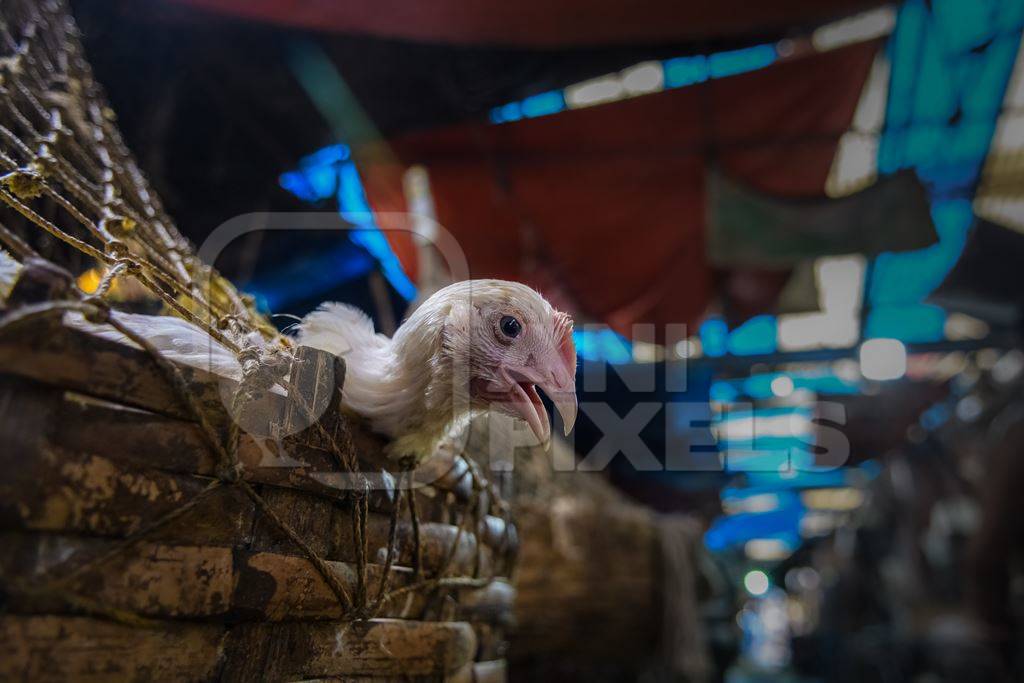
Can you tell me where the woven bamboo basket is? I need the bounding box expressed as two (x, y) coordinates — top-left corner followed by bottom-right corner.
(0, 318), (518, 681)
(0, 1), (515, 680)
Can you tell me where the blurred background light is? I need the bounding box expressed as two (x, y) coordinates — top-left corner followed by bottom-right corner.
(744, 570), (772, 596)
(812, 7), (898, 52)
(520, 90), (566, 117)
(944, 312), (990, 340)
(778, 311), (859, 350)
(700, 318), (730, 358)
(573, 328), (633, 364)
(745, 538), (795, 562)
(663, 54), (709, 88)
(800, 487), (865, 511)
(708, 44), (777, 78)
(620, 61), (664, 94)
(728, 315), (779, 356)
(722, 491), (788, 515)
(565, 75), (624, 108)
(859, 338), (908, 380)
(770, 375), (795, 398)
(674, 337), (702, 359)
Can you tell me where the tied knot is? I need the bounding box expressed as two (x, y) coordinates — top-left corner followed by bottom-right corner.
(81, 298), (111, 324)
(105, 240), (130, 260)
(117, 259), (143, 277)
(29, 153), (56, 176)
(217, 314), (240, 332)
(236, 346), (290, 398)
(0, 55), (21, 82)
(1, 169), (45, 199)
(236, 345), (262, 368)
(100, 215), (136, 239)
(216, 460), (244, 484)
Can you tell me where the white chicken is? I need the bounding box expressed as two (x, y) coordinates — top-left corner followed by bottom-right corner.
(68, 278), (578, 463)
(298, 279), (578, 461)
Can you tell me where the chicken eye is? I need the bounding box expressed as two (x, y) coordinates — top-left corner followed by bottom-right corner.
(499, 315), (522, 339)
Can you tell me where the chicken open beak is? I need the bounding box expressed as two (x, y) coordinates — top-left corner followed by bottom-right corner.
(497, 335), (577, 446)
(504, 374), (576, 446)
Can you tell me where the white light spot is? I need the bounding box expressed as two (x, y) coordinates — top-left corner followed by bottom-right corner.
(992, 350), (1024, 384)
(723, 493), (780, 515)
(674, 338), (701, 359)
(859, 338), (907, 381)
(776, 39), (796, 58)
(816, 254), (866, 312)
(975, 196), (1024, 234)
(631, 340), (661, 363)
(745, 539), (792, 562)
(770, 375), (795, 398)
(778, 311), (859, 351)
(796, 567), (820, 591)
(827, 133), (879, 197)
(826, 54), (889, 197)
(621, 62), (664, 95)
(744, 569), (771, 596)
(811, 7), (897, 52)
(565, 75), (624, 108)
(801, 487), (864, 511)
(945, 312), (990, 341)
(832, 358), (861, 382)
(800, 511), (838, 537)
(956, 395), (984, 423)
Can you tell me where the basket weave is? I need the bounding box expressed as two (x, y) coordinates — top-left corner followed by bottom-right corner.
(0, 1), (515, 680)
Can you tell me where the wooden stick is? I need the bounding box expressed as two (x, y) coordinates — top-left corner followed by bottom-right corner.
(0, 532), (514, 623)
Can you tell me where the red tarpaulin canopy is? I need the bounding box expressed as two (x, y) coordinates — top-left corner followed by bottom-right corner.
(173, 0), (887, 46)
(359, 42), (879, 337)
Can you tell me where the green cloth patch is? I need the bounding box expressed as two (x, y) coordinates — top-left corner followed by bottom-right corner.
(707, 168), (937, 268)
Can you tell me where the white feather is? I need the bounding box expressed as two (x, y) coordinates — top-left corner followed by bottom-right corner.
(0, 249), (22, 302)
(297, 302), (421, 442)
(64, 310), (244, 382)
(297, 302), (392, 369)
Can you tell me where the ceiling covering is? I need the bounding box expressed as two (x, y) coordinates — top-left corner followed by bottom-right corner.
(360, 42), (880, 337)
(171, 0), (889, 47)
